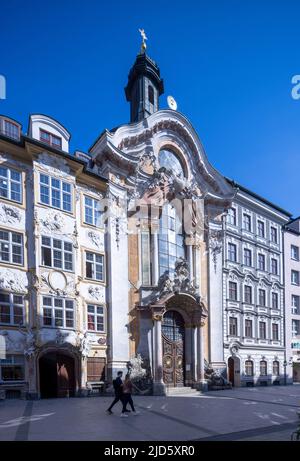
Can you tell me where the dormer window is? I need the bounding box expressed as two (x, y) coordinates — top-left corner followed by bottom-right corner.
(40, 129), (62, 149)
(0, 117), (21, 141)
(148, 85), (154, 105)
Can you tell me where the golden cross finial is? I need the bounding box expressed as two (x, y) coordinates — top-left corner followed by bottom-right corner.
(139, 28), (148, 53)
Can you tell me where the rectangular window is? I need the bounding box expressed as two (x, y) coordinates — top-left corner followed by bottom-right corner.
(291, 245), (299, 261)
(0, 166), (22, 203)
(85, 252), (104, 282)
(272, 292), (279, 309)
(292, 320), (300, 337)
(245, 319), (253, 338)
(42, 296), (74, 328)
(0, 292), (24, 325)
(40, 129), (62, 149)
(244, 285), (252, 304)
(228, 243), (237, 262)
(3, 120), (20, 140)
(229, 317), (238, 336)
(258, 289), (266, 306)
(41, 236), (73, 271)
(87, 304), (104, 332)
(258, 253), (265, 271)
(291, 270), (300, 286)
(141, 232), (151, 286)
(270, 226), (278, 243)
(260, 361), (267, 376)
(227, 208), (236, 226)
(84, 196), (102, 227)
(257, 220), (265, 238)
(245, 360), (254, 376)
(243, 214), (251, 232)
(0, 355), (25, 381)
(39, 173), (72, 212)
(292, 295), (300, 314)
(229, 282), (237, 301)
(272, 323), (279, 341)
(273, 361), (279, 376)
(0, 230), (23, 265)
(259, 321), (266, 339)
(244, 249), (252, 267)
(271, 258), (278, 275)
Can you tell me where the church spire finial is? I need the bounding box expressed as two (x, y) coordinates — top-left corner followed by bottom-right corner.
(138, 28), (147, 54)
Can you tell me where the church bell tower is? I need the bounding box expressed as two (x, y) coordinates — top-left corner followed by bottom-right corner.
(124, 30), (164, 123)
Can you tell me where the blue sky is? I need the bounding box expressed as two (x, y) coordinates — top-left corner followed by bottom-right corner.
(1, 0), (300, 215)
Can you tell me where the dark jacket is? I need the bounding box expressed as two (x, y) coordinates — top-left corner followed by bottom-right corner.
(113, 377), (123, 396)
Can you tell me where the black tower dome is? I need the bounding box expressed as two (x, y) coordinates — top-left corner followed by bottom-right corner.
(125, 51), (164, 123)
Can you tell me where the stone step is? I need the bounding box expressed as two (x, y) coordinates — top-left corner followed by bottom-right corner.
(166, 387), (199, 395)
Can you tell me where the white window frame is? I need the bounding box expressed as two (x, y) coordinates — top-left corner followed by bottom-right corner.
(292, 319), (300, 337)
(0, 292), (24, 326)
(0, 166), (22, 203)
(243, 248), (252, 267)
(84, 195), (102, 227)
(270, 226), (278, 243)
(85, 251), (104, 282)
(227, 208), (237, 226)
(87, 304), (105, 332)
(291, 245), (299, 261)
(243, 213), (252, 232)
(258, 253), (266, 271)
(291, 270), (300, 286)
(39, 173), (72, 213)
(292, 295), (300, 314)
(257, 220), (265, 238)
(0, 229), (23, 266)
(228, 243), (237, 262)
(41, 236), (73, 272)
(271, 258), (278, 275)
(41, 296), (75, 329)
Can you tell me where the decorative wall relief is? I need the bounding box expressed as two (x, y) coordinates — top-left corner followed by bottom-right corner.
(87, 230), (104, 250)
(209, 229), (223, 272)
(0, 269), (27, 294)
(0, 203), (22, 225)
(19, 327), (38, 358)
(88, 286), (105, 302)
(36, 152), (71, 176)
(40, 211), (65, 233)
(41, 271), (75, 296)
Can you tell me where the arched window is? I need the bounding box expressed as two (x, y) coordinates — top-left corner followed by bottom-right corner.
(245, 360), (254, 376)
(260, 360), (267, 376)
(148, 85), (154, 105)
(158, 203), (185, 277)
(273, 360), (280, 376)
(158, 149), (185, 178)
(162, 310), (185, 342)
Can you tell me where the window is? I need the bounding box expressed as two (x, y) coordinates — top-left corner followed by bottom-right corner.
(87, 304), (104, 332)
(257, 220), (265, 238)
(84, 196), (102, 227)
(40, 129), (62, 149)
(0, 230), (23, 265)
(3, 120), (20, 140)
(271, 258), (278, 275)
(244, 249), (252, 267)
(260, 360), (267, 376)
(258, 253), (265, 271)
(148, 85), (154, 105)
(39, 174), (72, 212)
(272, 323), (279, 341)
(85, 252), (104, 282)
(245, 319), (253, 337)
(292, 320), (300, 337)
(244, 285), (252, 304)
(229, 282), (237, 301)
(229, 317), (238, 336)
(270, 226), (278, 243)
(227, 208), (236, 226)
(292, 295), (300, 314)
(272, 292), (279, 309)
(159, 150), (185, 178)
(41, 236), (73, 271)
(0, 166), (22, 203)
(273, 361), (279, 376)
(228, 243), (237, 262)
(291, 270), (300, 286)
(0, 355), (24, 381)
(258, 289), (266, 307)
(259, 321), (266, 339)
(141, 231), (151, 285)
(245, 360), (254, 376)
(291, 245), (299, 261)
(0, 293), (24, 325)
(243, 214), (251, 232)
(42, 296), (74, 328)
(158, 204), (185, 276)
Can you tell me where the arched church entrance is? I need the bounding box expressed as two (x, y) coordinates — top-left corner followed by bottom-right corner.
(162, 310), (185, 387)
(39, 352), (75, 398)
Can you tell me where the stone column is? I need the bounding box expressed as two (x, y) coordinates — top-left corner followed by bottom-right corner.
(196, 321), (208, 391)
(152, 308), (166, 395)
(191, 325), (198, 384)
(187, 243), (194, 283)
(151, 231), (159, 286)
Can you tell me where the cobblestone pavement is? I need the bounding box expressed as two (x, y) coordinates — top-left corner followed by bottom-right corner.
(0, 385), (299, 441)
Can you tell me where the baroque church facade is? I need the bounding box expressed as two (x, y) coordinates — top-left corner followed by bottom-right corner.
(0, 42), (294, 399)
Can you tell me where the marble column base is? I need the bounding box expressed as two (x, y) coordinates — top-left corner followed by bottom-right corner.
(152, 382), (166, 396)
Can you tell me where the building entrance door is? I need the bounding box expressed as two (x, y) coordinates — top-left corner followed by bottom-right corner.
(39, 352), (75, 398)
(228, 357), (235, 386)
(162, 310), (185, 387)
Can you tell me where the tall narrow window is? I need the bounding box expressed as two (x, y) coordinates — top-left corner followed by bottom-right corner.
(270, 226), (278, 243)
(148, 85), (154, 105)
(85, 252), (104, 282)
(244, 248), (252, 267)
(258, 289), (266, 306)
(229, 282), (237, 301)
(244, 285), (252, 304)
(4, 120), (20, 140)
(258, 254), (266, 271)
(260, 360), (267, 376)
(272, 292), (278, 309)
(292, 320), (300, 337)
(291, 270), (300, 286)
(84, 196), (102, 227)
(228, 243), (237, 262)
(227, 208), (236, 226)
(243, 214), (251, 232)
(229, 317), (238, 336)
(273, 361), (279, 376)
(245, 319), (253, 337)
(272, 323), (279, 340)
(141, 231), (151, 286)
(291, 245), (299, 261)
(0, 166), (22, 203)
(292, 295), (300, 314)
(259, 321), (266, 339)
(245, 360), (254, 376)
(257, 220), (265, 238)
(271, 258), (278, 275)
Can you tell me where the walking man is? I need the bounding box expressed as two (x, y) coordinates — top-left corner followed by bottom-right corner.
(106, 371), (127, 416)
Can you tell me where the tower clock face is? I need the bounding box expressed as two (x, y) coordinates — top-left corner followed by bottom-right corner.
(159, 149), (185, 178)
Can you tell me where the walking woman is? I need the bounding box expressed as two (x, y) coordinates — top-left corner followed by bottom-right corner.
(122, 374), (140, 415)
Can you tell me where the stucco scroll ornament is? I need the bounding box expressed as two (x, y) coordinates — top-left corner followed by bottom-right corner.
(173, 257), (191, 293)
(40, 211), (65, 233)
(19, 327), (37, 359)
(0, 269), (27, 294)
(209, 230), (223, 272)
(88, 286), (104, 302)
(0, 203), (21, 224)
(37, 152), (71, 175)
(77, 332), (91, 359)
(87, 230), (103, 249)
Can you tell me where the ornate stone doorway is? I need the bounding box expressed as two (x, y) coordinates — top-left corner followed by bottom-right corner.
(228, 356), (240, 387)
(39, 352), (75, 398)
(162, 310), (185, 387)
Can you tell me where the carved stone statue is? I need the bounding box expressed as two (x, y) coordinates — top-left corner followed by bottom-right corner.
(19, 327), (37, 358)
(77, 332), (91, 358)
(204, 363), (232, 389)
